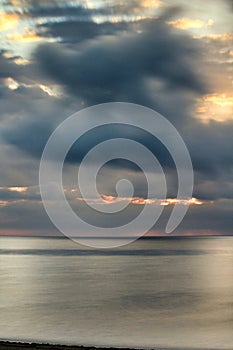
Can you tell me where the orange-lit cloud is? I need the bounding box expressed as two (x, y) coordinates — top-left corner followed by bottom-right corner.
(203, 94), (233, 107)
(0, 199), (27, 207)
(11, 0), (23, 6)
(194, 33), (233, 41)
(5, 77), (19, 90)
(14, 57), (30, 65)
(140, 0), (163, 8)
(8, 187), (28, 193)
(4, 77), (61, 97)
(160, 197), (203, 206)
(168, 18), (213, 30)
(102, 195), (117, 202)
(77, 194), (204, 206)
(196, 94), (233, 122)
(7, 29), (42, 42)
(39, 84), (60, 97)
(0, 12), (19, 31)
(0, 186), (28, 193)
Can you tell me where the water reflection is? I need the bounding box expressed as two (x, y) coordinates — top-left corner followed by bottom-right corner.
(0, 237), (232, 349)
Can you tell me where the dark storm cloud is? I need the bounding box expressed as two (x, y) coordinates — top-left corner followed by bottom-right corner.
(34, 5), (181, 44)
(0, 50), (48, 86)
(0, 51), (76, 158)
(178, 200), (233, 233)
(1, 10), (232, 209)
(0, 199), (54, 231)
(7, 0), (161, 18)
(3, 117), (53, 157)
(5, 0), (163, 45)
(19, 3), (96, 18)
(0, 2), (232, 237)
(0, 83), (76, 158)
(155, 198), (233, 234)
(32, 16), (233, 183)
(1, 15), (205, 163)
(37, 20), (130, 43)
(193, 177), (233, 201)
(35, 19), (206, 105)
(2, 194), (232, 235)
(187, 121), (233, 175)
(2, 16), (233, 184)
(1, 16), (205, 175)
(31, 2), (176, 43)
(0, 51), (20, 79)
(17, 0), (129, 43)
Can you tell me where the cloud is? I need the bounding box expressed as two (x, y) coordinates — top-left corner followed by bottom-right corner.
(4, 0), (164, 47)
(0, 198), (54, 232)
(3, 189), (231, 235)
(140, 0), (163, 8)
(1, 15), (232, 188)
(175, 199), (233, 234)
(0, 50), (21, 79)
(0, 2), (232, 236)
(18, 2), (96, 18)
(0, 186), (39, 202)
(7, 29), (42, 42)
(35, 17), (206, 106)
(0, 12), (208, 168)
(7, 186), (28, 192)
(76, 193), (203, 206)
(0, 11), (19, 31)
(196, 93), (233, 122)
(187, 120), (233, 176)
(168, 18), (213, 30)
(37, 20), (130, 43)
(194, 33), (233, 41)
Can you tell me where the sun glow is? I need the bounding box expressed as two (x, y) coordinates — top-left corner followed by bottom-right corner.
(0, 12), (19, 31)
(7, 29), (42, 42)
(197, 94), (233, 122)
(140, 0), (162, 8)
(14, 57), (30, 65)
(194, 33), (233, 41)
(168, 18), (213, 30)
(8, 187), (28, 193)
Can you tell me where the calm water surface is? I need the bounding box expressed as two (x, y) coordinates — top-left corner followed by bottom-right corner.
(0, 237), (232, 349)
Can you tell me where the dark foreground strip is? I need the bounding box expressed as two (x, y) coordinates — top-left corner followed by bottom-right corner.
(0, 342), (228, 350)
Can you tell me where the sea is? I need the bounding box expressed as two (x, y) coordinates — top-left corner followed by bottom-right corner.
(0, 236), (232, 349)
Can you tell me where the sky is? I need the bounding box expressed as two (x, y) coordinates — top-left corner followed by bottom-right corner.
(0, 0), (232, 237)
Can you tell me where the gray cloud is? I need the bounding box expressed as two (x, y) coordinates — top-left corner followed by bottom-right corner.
(0, 187), (40, 202)
(1, 16), (206, 163)
(20, 3), (96, 18)
(0, 3), (232, 236)
(37, 20), (130, 43)
(35, 18), (206, 105)
(1, 15), (232, 200)
(1, 186), (232, 235)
